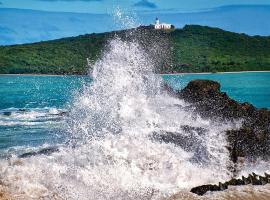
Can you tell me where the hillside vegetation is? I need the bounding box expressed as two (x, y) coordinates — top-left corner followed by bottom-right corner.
(171, 25), (270, 73)
(0, 25), (270, 74)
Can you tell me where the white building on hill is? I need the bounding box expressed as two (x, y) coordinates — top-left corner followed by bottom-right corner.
(154, 18), (173, 30)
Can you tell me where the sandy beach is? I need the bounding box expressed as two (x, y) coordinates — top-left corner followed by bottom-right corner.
(0, 186), (11, 200)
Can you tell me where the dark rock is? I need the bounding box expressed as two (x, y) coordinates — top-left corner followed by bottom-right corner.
(152, 126), (210, 164)
(58, 111), (68, 116)
(2, 112), (12, 116)
(227, 127), (270, 164)
(178, 80), (270, 195)
(259, 176), (268, 185)
(248, 174), (262, 185)
(19, 152), (38, 158)
(176, 80), (270, 162)
(190, 184), (220, 196)
(219, 182), (228, 191)
(38, 147), (59, 155)
(225, 178), (244, 186)
(191, 172), (269, 195)
(19, 147), (59, 158)
(242, 176), (251, 185)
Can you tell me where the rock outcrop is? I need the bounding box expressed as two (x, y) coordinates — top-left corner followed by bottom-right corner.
(18, 147), (59, 158)
(190, 172), (270, 196)
(176, 80), (270, 163)
(168, 79), (270, 196)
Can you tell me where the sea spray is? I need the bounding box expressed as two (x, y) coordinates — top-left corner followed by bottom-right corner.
(113, 7), (140, 30)
(0, 11), (234, 200)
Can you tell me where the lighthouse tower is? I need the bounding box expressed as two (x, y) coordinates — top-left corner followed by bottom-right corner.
(155, 17), (160, 25)
(154, 17), (172, 30)
(155, 17), (161, 29)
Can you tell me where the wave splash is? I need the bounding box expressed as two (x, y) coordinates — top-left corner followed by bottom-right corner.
(0, 35), (234, 199)
(0, 107), (66, 127)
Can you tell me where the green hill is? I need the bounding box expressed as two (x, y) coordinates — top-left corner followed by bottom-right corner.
(0, 25), (270, 74)
(171, 25), (270, 73)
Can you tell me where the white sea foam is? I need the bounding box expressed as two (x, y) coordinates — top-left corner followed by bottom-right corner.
(0, 10), (267, 200)
(0, 107), (66, 126)
(0, 143), (55, 158)
(0, 35), (234, 200)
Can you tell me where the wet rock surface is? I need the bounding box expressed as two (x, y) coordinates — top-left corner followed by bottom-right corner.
(176, 79), (270, 162)
(18, 147), (59, 158)
(170, 80), (270, 196)
(153, 126), (210, 164)
(190, 173), (270, 196)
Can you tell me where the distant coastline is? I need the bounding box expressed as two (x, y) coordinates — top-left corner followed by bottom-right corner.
(0, 74), (85, 76)
(1, 70), (270, 77)
(1, 25), (270, 75)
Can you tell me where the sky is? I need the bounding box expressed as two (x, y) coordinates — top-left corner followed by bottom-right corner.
(1, 1), (270, 45)
(1, 0), (270, 13)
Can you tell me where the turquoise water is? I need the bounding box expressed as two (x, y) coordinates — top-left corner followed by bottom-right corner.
(0, 72), (269, 155)
(164, 72), (270, 109)
(0, 75), (88, 154)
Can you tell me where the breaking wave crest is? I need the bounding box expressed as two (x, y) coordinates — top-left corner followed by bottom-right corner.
(1, 9), (268, 200)
(0, 35), (236, 199)
(0, 107), (66, 126)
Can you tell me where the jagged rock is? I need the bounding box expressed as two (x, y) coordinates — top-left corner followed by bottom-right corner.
(242, 176), (251, 185)
(173, 80), (270, 196)
(176, 80), (270, 162)
(58, 111), (68, 116)
(248, 174), (262, 185)
(252, 172), (258, 177)
(191, 172), (270, 195)
(190, 184), (220, 196)
(218, 182), (228, 191)
(224, 178), (244, 186)
(2, 112), (12, 116)
(19, 147), (59, 158)
(178, 80), (257, 120)
(152, 126), (210, 164)
(259, 176), (269, 185)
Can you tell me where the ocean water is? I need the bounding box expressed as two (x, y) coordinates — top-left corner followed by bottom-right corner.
(164, 72), (270, 109)
(0, 39), (230, 199)
(0, 75), (88, 153)
(0, 12), (270, 198)
(0, 68), (269, 199)
(0, 72), (269, 155)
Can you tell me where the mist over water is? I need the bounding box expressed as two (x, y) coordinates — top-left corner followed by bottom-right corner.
(0, 9), (269, 200)
(0, 35), (229, 200)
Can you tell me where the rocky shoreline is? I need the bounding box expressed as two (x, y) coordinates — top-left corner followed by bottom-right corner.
(190, 172), (270, 196)
(175, 79), (270, 164)
(10, 79), (270, 166)
(170, 79), (270, 196)
(2, 79), (269, 199)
